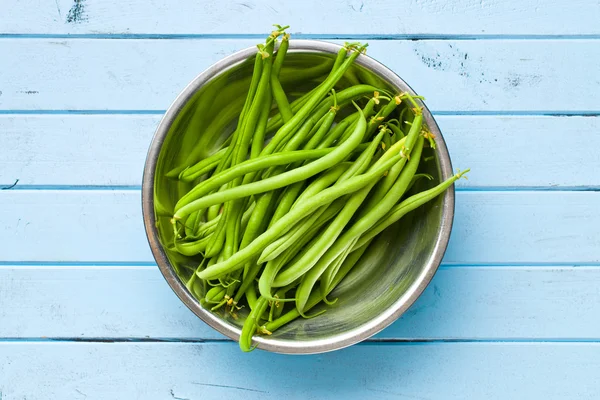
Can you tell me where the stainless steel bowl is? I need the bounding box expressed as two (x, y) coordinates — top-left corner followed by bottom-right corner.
(142, 40), (454, 354)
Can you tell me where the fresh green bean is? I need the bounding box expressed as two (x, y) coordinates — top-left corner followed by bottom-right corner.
(262, 196), (347, 267)
(173, 235), (212, 256)
(272, 129), (415, 290)
(263, 46), (370, 155)
(178, 146), (229, 182)
(292, 163), (350, 208)
(259, 205), (329, 265)
(406, 173), (434, 194)
(267, 182), (305, 228)
(176, 147), (334, 211)
(354, 169), (471, 250)
(174, 105), (369, 220)
(271, 34), (292, 122)
(196, 151), (402, 280)
(264, 241), (370, 332)
(320, 135), (425, 293)
(251, 90), (272, 160)
(360, 114), (423, 214)
(165, 95), (246, 179)
(239, 296), (269, 352)
(336, 129), (386, 182)
(283, 177), (378, 309)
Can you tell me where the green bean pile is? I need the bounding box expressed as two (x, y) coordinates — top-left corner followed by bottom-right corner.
(165, 26), (469, 351)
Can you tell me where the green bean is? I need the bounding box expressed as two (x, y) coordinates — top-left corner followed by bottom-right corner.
(178, 146), (229, 182)
(226, 190), (278, 304)
(174, 105), (369, 220)
(382, 129), (392, 151)
(176, 147), (333, 211)
(320, 135), (425, 293)
(272, 33), (289, 76)
(360, 114), (423, 214)
(364, 98), (398, 139)
(283, 177), (378, 309)
(264, 241), (370, 332)
(204, 209), (227, 257)
(271, 286), (290, 319)
(265, 46), (348, 132)
(292, 163), (350, 208)
(206, 184), (227, 222)
(233, 190), (280, 304)
(335, 95), (380, 144)
(267, 182), (305, 228)
(205, 286), (226, 304)
(336, 129), (386, 182)
(259, 205), (329, 264)
(278, 59), (334, 85)
(258, 218), (331, 302)
(226, 43), (285, 255)
(239, 296), (269, 352)
(165, 95), (246, 179)
(183, 210), (200, 238)
(209, 53), (264, 176)
(265, 88), (313, 134)
(263, 196), (347, 266)
(317, 120), (352, 149)
(320, 238), (357, 303)
(173, 236), (211, 257)
(272, 129), (414, 290)
(250, 90), (272, 160)
(275, 115), (315, 161)
(190, 213), (220, 239)
(263, 45), (369, 154)
(271, 34), (292, 122)
(196, 151), (402, 280)
(245, 284), (258, 310)
(257, 195), (347, 302)
(201, 51), (269, 223)
(386, 119), (406, 140)
(303, 105), (338, 150)
(354, 169), (471, 250)
(406, 173), (434, 194)
(332, 45), (349, 71)
(233, 41), (274, 168)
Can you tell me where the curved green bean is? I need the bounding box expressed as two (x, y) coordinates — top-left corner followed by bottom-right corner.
(174, 106), (368, 219)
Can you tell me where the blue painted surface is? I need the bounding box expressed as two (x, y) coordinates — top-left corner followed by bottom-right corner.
(1, 1), (600, 398)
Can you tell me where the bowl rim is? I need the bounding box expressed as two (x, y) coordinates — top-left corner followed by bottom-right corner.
(142, 39), (455, 354)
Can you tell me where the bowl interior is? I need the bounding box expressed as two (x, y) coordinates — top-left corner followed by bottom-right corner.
(148, 42), (453, 352)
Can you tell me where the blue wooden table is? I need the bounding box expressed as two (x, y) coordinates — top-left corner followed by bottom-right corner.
(1, 1), (600, 398)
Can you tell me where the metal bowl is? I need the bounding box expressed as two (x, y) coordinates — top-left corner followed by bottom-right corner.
(142, 40), (454, 354)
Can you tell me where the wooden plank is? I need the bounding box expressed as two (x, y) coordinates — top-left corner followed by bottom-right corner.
(0, 342), (599, 399)
(0, 115), (160, 187)
(1, 39), (598, 111)
(0, 191), (598, 263)
(2, 115), (598, 188)
(3, 0), (600, 35)
(1, 266), (599, 340)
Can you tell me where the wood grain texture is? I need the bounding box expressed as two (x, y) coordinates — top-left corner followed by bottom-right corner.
(1, 266), (599, 340)
(0, 190), (598, 263)
(1, 39), (598, 111)
(1, 342), (599, 399)
(3, 0), (600, 35)
(2, 115), (598, 188)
